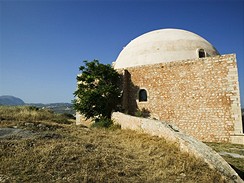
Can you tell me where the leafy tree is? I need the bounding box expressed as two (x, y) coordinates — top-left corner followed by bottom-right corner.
(73, 60), (121, 121)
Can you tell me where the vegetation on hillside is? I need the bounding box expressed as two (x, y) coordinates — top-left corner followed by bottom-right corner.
(0, 106), (72, 124)
(0, 106), (228, 182)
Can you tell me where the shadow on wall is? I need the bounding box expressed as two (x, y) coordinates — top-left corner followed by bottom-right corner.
(242, 114), (244, 133)
(118, 70), (151, 118)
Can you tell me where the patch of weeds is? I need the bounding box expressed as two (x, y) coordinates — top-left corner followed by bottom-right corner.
(51, 116), (71, 124)
(18, 122), (63, 132)
(61, 113), (75, 119)
(134, 108), (150, 118)
(108, 123), (121, 130)
(39, 132), (63, 140)
(91, 117), (113, 128)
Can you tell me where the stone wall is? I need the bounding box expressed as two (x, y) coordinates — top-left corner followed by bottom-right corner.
(118, 54), (243, 143)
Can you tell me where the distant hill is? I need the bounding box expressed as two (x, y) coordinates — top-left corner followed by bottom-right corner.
(26, 102), (74, 115)
(0, 95), (25, 106)
(0, 95), (74, 114)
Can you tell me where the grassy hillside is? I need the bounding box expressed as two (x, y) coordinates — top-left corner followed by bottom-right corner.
(0, 106), (240, 182)
(0, 106), (72, 124)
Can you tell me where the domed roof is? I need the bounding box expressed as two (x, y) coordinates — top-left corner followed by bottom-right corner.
(114, 29), (219, 69)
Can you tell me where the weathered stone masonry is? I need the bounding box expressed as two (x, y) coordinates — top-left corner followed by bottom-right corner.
(118, 54), (243, 143)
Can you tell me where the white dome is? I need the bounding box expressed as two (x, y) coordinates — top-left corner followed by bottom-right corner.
(114, 29), (219, 69)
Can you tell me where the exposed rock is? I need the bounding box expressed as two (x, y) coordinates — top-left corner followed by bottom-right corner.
(219, 152), (244, 159)
(0, 128), (36, 139)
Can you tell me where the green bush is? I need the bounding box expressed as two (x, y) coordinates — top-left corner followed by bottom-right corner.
(27, 106), (39, 111)
(91, 117), (114, 128)
(61, 113), (75, 119)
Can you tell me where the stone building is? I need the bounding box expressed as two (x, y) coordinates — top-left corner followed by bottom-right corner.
(113, 28), (243, 144)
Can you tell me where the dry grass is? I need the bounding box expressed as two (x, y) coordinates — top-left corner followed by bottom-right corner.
(0, 127), (224, 183)
(0, 106), (226, 182)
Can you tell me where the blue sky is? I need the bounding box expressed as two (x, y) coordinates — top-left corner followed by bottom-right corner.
(0, 0), (243, 104)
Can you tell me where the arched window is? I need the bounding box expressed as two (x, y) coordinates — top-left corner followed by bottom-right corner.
(139, 89), (147, 102)
(198, 49), (206, 58)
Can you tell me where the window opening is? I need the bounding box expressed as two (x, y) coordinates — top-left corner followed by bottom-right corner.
(139, 89), (147, 102)
(198, 49), (206, 58)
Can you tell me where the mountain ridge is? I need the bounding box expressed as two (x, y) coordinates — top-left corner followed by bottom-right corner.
(0, 95), (74, 114)
(0, 95), (25, 106)
(0, 95), (72, 106)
